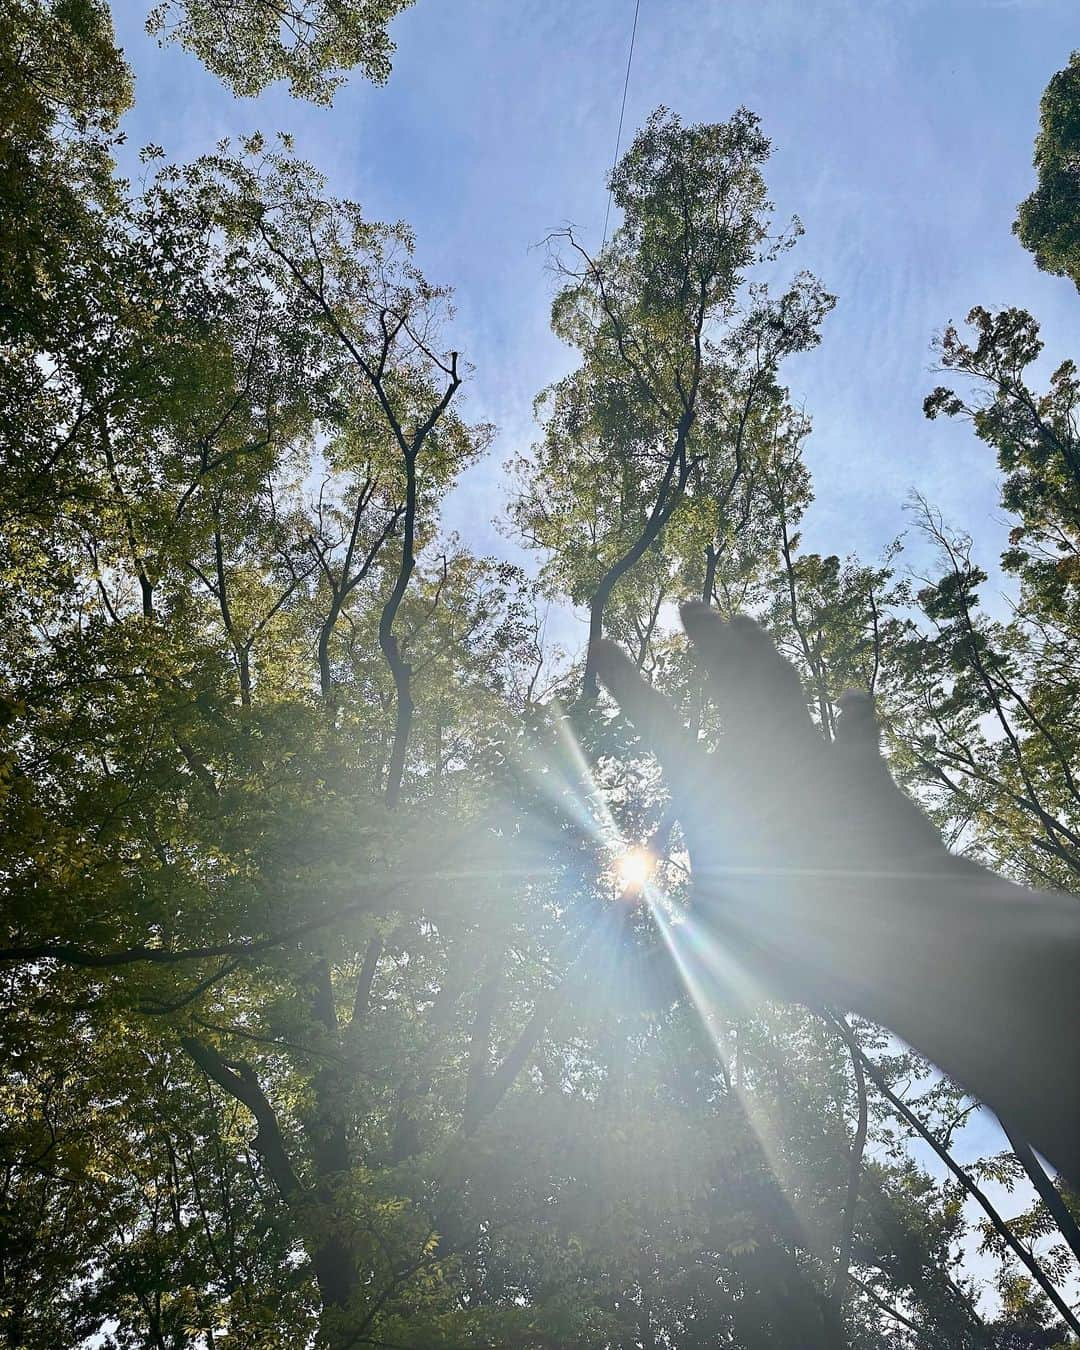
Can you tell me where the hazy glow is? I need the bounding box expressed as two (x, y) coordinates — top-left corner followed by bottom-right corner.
(614, 845), (655, 893)
(504, 696), (879, 1267)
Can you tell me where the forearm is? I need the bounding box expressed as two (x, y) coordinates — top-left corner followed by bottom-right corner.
(710, 867), (1080, 1181)
(798, 870), (1080, 1183)
(867, 872), (1080, 1184)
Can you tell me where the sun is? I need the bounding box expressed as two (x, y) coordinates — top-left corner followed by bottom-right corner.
(614, 845), (655, 894)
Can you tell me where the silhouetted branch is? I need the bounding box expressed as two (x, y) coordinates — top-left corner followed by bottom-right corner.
(180, 1036), (301, 1203)
(858, 1046), (1080, 1337)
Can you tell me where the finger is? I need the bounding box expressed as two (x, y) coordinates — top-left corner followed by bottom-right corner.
(678, 603), (817, 748)
(591, 639), (709, 798)
(834, 689), (881, 757)
(832, 688), (896, 796)
(832, 690), (947, 860)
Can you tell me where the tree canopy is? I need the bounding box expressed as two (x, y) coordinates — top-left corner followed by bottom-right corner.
(1016, 50), (1080, 291)
(2, 5), (1079, 1348)
(145, 0), (415, 101)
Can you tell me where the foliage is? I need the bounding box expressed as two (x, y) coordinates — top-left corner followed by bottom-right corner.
(2, 6), (1080, 1349)
(897, 305), (1080, 886)
(1015, 51), (1080, 291)
(511, 107), (833, 694)
(146, 0), (416, 102)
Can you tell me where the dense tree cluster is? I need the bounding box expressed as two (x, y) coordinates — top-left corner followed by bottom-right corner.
(1, 5), (1078, 1347)
(1016, 51), (1080, 292)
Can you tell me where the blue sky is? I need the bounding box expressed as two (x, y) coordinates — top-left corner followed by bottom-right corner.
(112, 0), (1079, 638)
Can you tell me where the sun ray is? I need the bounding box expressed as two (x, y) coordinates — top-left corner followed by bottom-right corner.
(496, 701), (833, 1262)
(639, 878), (832, 1263)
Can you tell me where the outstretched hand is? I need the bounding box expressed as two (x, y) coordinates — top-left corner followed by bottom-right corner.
(593, 602), (965, 1008)
(593, 602), (1080, 1183)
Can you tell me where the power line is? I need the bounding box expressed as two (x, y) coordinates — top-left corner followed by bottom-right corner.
(601, 0), (642, 249)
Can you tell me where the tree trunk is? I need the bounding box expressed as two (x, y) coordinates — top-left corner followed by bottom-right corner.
(305, 961), (361, 1324)
(237, 647), (251, 709)
(582, 419), (695, 699)
(318, 594), (342, 700)
(1002, 1120), (1080, 1268)
(702, 541), (718, 606)
(380, 448), (418, 806)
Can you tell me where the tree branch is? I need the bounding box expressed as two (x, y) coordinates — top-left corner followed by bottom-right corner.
(180, 1036), (301, 1203)
(857, 1046), (1080, 1338)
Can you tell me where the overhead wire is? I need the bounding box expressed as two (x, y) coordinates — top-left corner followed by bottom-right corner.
(601, 0), (642, 249)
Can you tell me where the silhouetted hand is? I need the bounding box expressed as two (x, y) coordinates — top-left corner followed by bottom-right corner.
(593, 601), (1080, 1183)
(593, 602), (966, 1004)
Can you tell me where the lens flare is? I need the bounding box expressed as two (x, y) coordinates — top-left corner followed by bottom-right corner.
(614, 846), (655, 893)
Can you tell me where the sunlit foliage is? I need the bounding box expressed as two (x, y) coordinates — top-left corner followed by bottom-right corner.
(1, 6), (1079, 1348)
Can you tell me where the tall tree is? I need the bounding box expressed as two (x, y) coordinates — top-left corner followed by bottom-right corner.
(145, 0), (416, 102)
(4, 2), (1079, 1338)
(512, 106), (833, 696)
(1015, 50), (1080, 291)
(910, 307), (1080, 887)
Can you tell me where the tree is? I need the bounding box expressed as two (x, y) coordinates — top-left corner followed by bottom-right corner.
(0, 112), (534, 1344)
(145, 0), (416, 102)
(512, 106), (833, 697)
(910, 308), (1080, 887)
(1015, 51), (1080, 291)
(5, 3), (1080, 1340)
(0, 0), (132, 336)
